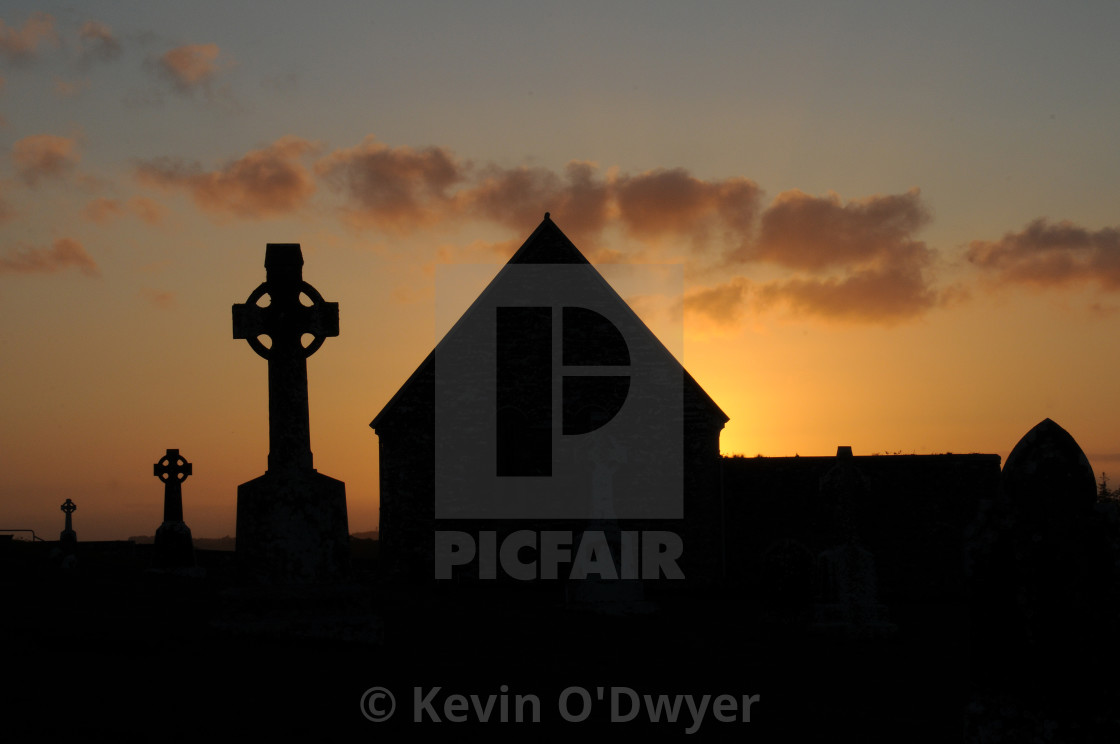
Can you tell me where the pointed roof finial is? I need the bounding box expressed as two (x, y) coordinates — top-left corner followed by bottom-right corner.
(544, 211), (551, 221)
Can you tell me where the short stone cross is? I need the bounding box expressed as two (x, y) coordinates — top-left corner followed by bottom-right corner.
(154, 449), (191, 522)
(153, 448), (195, 569)
(59, 498), (77, 549)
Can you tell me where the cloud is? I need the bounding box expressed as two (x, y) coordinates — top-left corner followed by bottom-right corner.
(966, 218), (1120, 291)
(675, 187), (944, 325)
(614, 168), (762, 250)
(135, 137), (316, 219)
(315, 136), (463, 231)
(83, 196), (166, 225)
(78, 20), (121, 63)
(116, 134), (957, 328)
(1088, 302), (1119, 318)
(0, 12), (59, 63)
(319, 138), (946, 324)
(123, 88), (165, 108)
(140, 288), (175, 308)
(82, 197), (124, 223)
(0, 238), (99, 276)
(11, 134), (80, 185)
(54, 78), (89, 97)
(682, 277), (750, 326)
(0, 188), (14, 223)
(464, 161), (610, 239)
(156, 43), (228, 93)
(128, 196), (165, 224)
(753, 242), (943, 324)
(736, 188), (930, 271)
(431, 238), (520, 266)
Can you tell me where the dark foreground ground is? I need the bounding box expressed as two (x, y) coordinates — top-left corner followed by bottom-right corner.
(2, 540), (1116, 742)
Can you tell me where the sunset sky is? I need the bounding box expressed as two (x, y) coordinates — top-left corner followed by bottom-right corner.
(1, 2), (1118, 540)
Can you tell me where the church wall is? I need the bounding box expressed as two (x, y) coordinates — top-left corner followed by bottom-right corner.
(722, 453), (1001, 605)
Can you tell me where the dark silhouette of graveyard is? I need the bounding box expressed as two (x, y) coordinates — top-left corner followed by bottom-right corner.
(3, 216), (1117, 740)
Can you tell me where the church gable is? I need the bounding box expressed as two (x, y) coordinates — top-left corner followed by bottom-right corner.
(371, 215), (729, 577)
(371, 215), (727, 435)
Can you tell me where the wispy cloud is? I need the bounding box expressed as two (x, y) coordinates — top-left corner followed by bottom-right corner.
(0, 238), (99, 276)
(82, 197), (124, 223)
(682, 277), (750, 327)
(53, 78), (89, 97)
(156, 43), (230, 94)
(125, 135), (978, 325)
(11, 134), (80, 185)
(463, 161), (610, 240)
(78, 20), (121, 64)
(742, 188), (930, 271)
(315, 135), (463, 232)
(0, 185), (14, 223)
(753, 243), (944, 324)
(83, 196), (166, 225)
(967, 218), (1120, 291)
(139, 287), (175, 308)
(615, 168), (761, 251)
(682, 187), (944, 325)
(135, 137), (316, 219)
(128, 196), (165, 225)
(0, 12), (59, 63)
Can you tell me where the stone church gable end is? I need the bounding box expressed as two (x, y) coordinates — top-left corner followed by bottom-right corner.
(371, 215), (728, 581)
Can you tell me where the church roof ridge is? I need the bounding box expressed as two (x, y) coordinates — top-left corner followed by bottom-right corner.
(505, 212), (590, 265)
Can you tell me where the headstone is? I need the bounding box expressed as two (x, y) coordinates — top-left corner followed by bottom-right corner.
(812, 447), (894, 636)
(758, 539), (815, 613)
(153, 448), (195, 569)
(1003, 417), (1096, 529)
(232, 244), (349, 583)
(563, 435), (652, 614)
(814, 541), (894, 637)
(59, 498), (77, 552)
(1000, 418), (1112, 669)
(814, 445), (868, 547)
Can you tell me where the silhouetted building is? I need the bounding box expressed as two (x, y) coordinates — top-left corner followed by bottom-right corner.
(370, 216), (1117, 660)
(371, 216), (728, 582)
(723, 449), (1001, 609)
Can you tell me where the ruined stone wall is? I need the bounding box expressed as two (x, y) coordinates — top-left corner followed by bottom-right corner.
(722, 453), (1001, 604)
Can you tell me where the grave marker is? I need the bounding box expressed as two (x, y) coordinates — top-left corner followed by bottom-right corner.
(153, 448), (195, 569)
(59, 498), (77, 551)
(232, 244), (349, 583)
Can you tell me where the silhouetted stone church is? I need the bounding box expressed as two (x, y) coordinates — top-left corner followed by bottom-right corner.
(371, 216), (1115, 633)
(372, 216), (729, 582)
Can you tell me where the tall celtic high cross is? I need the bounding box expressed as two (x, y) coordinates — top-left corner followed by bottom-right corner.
(231, 243), (349, 583)
(233, 244), (339, 473)
(154, 449), (192, 522)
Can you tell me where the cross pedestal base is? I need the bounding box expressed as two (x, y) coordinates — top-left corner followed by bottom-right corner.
(236, 469), (350, 584)
(155, 520), (195, 569)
